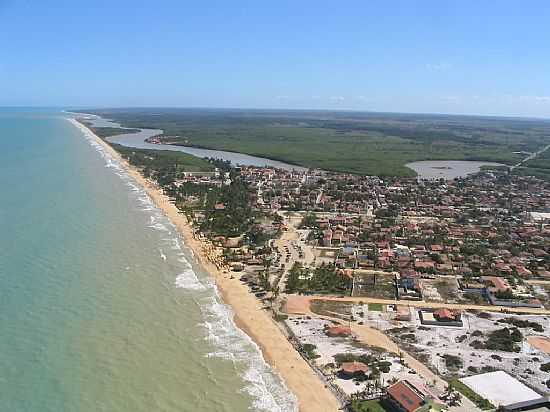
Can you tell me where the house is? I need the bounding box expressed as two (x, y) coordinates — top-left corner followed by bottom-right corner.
(325, 326), (352, 337)
(481, 276), (510, 293)
(433, 308), (460, 322)
(385, 380), (426, 412)
(419, 309), (463, 327)
(339, 361), (369, 378)
(395, 305), (412, 321)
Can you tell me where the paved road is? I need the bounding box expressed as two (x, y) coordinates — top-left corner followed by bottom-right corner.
(511, 142), (550, 169)
(273, 215), (316, 292)
(273, 220), (301, 291)
(526, 279), (550, 286)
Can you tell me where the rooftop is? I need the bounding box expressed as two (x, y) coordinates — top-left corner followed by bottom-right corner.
(386, 380), (425, 412)
(460, 371), (544, 407)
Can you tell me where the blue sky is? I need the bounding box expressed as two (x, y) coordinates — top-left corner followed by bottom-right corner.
(1, 0), (550, 117)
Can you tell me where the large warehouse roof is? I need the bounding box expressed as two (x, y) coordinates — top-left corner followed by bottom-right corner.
(460, 371), (543, 407)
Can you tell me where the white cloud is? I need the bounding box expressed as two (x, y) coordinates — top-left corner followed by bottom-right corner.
(426, 62), (452, 71)
(440, 95), (460, 102)
(329, 96), (345, 102)
(519, 95), (550, 103)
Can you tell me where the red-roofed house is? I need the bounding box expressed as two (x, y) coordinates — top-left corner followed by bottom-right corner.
(339, 361), (369, 378)
(386, 380), (426, 412)
(325, 326), (352, 337)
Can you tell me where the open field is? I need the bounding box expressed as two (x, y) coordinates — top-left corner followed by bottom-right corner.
(353, 273), (397, 299)
(285, 315), (412, 397)
(386, 311), (550, 394)
(81, 109), (550, 177)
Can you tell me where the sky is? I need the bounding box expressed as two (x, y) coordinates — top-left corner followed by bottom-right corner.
(1, 0), (550, 118)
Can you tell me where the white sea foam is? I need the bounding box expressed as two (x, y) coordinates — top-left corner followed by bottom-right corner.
(69, 117), (298, 412)
(175, 269), (208, 291)
(200, 295), (298, 412)
(148, 222), (170, 232)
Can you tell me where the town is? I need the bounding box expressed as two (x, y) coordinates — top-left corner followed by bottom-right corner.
(116, 142), (550, 412)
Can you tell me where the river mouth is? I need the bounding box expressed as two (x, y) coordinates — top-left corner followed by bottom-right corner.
(406, 160), (507, 179)
(68, 112), (306, 171)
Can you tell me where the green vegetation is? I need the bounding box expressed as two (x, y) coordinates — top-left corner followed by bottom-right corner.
(470, 327), (523, 352)
(107, 139), (255, 239)
(353, 273), (397, 299)
(273, 313), (288, 322)
(300, 212), (319, 228)
(441, 354), (463, 371)
(368, 303), (384, 312)
(86, 125), (140, 138)
(301, 343), (320, 360)
(309, 300), (353, 319)
(540, 362), (550, 372)
(515, 146), (550, 180)
(199, 176), (253, 237)
(113, 144), (214, 177)
(449, 379), (494, 410)
(334, 353), (392, 378)
(285, 263), (351, 295)
(83, 109), (550, 177)
(350, 399), (387, 412)
(497, 317), (544, 332)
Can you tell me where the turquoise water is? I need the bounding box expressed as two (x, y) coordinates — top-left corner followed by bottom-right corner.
(0, 110), (296, 412)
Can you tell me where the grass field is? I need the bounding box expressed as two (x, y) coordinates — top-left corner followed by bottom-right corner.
(81, 109), (550, 177)
(350, 399), (387, 412)
(309, 299), (353, 319)
(368, 303), (384, 312)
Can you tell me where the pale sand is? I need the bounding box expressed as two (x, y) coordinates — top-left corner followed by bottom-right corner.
(69, 118), (341, 412)
(284, 296), (447, 391)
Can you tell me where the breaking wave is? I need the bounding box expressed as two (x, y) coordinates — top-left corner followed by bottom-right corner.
(70, 116), (298, 412)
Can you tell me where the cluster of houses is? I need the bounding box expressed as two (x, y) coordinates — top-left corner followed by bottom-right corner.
(163, 161), (549, 311)
(239, 166), (550, 308)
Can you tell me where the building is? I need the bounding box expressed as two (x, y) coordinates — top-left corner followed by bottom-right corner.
(339, 361), (369, 378)
(433, 308), (459, 322)
(418, 309), (463, 327)
(325, 326), (352, 337)
(460, 371), (549, 411)
(385, 380), (426, 412)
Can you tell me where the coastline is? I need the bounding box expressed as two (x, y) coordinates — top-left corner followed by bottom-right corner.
(68, 118), (341, 412)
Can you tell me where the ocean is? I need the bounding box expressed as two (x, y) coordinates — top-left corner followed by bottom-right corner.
(0, 109), (296, 412)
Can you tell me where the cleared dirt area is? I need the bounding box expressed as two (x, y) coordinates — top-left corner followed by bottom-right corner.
(284, 295), (313, 314)
(527, 336), (550, 355)
(386, 311), (550, 394)
(353, 272), (397, 299)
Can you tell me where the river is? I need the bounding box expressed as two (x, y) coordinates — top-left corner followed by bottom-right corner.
(71, 112), (306, 171)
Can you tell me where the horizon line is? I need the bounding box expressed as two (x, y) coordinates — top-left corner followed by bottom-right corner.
(1, 105), (550, 122)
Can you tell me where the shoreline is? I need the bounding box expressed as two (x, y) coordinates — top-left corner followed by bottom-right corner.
(68, 118), (341, 412)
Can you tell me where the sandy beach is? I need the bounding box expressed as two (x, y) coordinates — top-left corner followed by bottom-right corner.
(69, 118), (341, 412)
